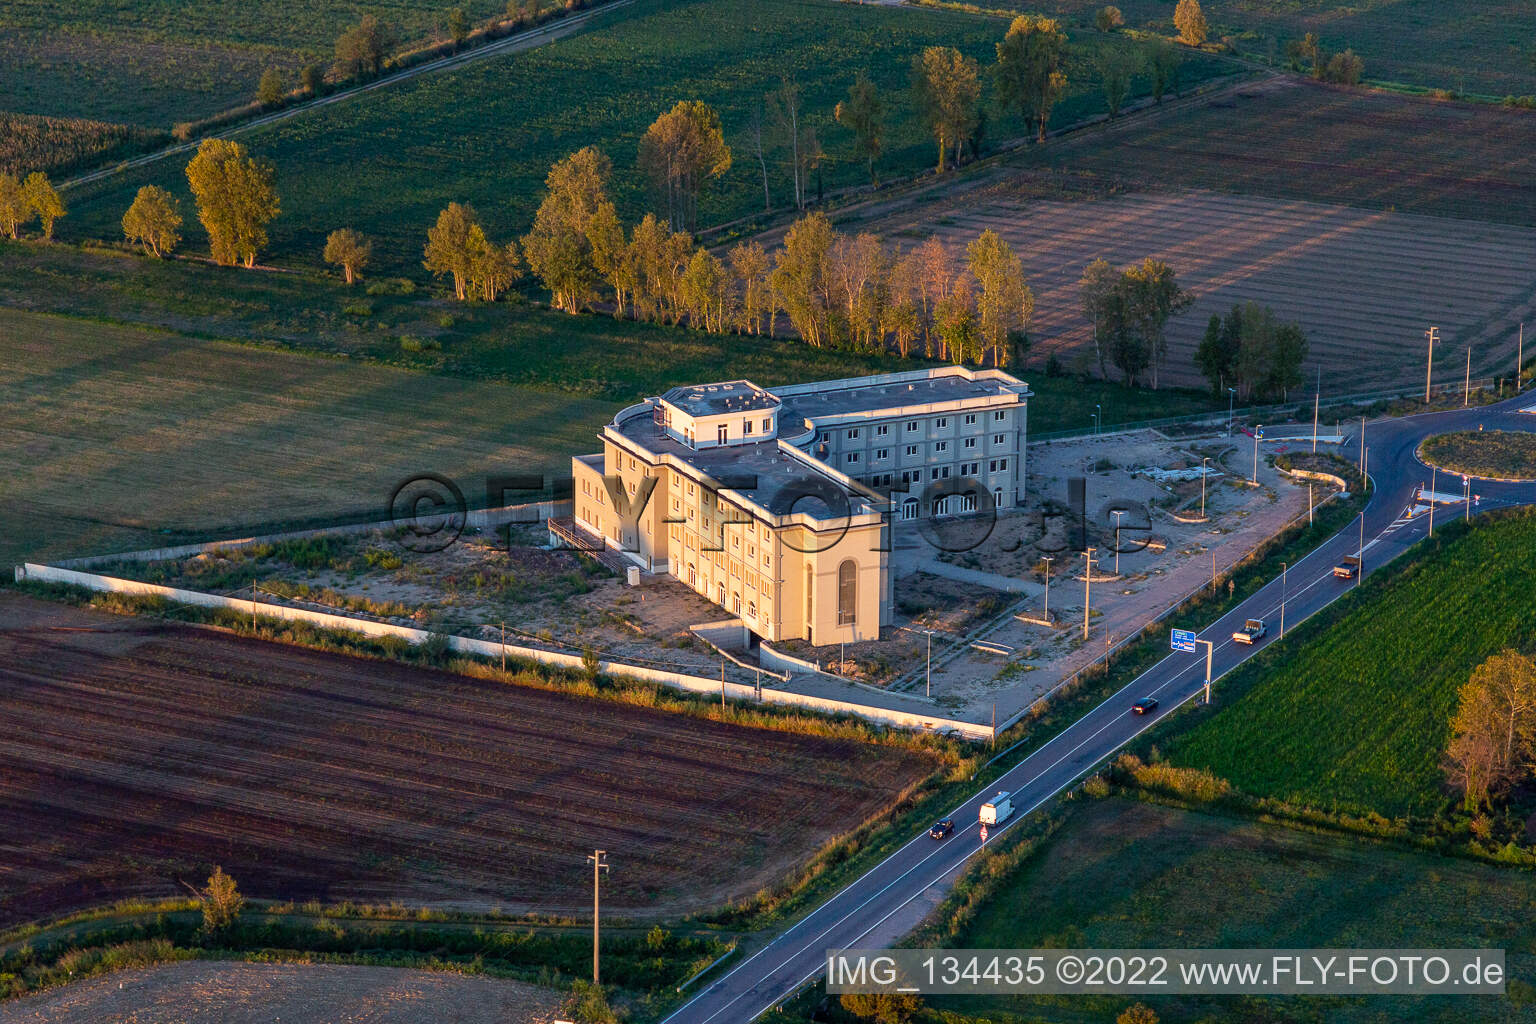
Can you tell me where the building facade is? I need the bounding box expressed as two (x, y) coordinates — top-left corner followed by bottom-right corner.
(565, 366), (1030, 646)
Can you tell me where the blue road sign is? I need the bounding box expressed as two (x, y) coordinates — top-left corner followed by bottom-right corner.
(1171, 628), (1198, 653)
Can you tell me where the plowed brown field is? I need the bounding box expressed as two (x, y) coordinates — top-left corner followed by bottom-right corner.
(0, 594), (933, 929)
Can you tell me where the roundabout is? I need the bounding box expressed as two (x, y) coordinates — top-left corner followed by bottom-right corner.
(1417, 429), (1536, 482)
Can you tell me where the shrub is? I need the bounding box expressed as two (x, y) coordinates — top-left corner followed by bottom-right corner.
(199, 866), (244, 933)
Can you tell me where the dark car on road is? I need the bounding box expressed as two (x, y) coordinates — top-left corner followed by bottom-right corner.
(1131, 697), (1159, 715)
(929, 819), (955, 839)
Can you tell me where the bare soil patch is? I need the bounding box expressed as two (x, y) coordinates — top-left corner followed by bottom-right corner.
(0, 593), (933, 929)
(0, 960), (563, 1024)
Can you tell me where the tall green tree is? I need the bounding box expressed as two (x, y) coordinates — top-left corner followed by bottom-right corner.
(23, 172), (64, 241)
(423, 202), (480, 300)
(122, 185), (182, 257)
(522, 146), (616, 312)
(1194, 312), (1238, 394)
(1149, 40), (1184, 103)
(335, 14), (398, 79)
(466, 225), (520, 302)
(324, 227), (371, 285)
(994, 16), (1067, 143)
(967, 228), (1033, 366)
(637, 101), (731, 232)
(911, 46), (981, 172)
(447, 7), (470, 50)
(770, 212), (836, 347)
(185, 138), (279, 267)
(1173, 0), (1208, 46)
(1120, 257), (1191, 388)
(1095, 47), (1142, 118)
(1202, 302), (1309, 399)
(729, 240), (773, 336)
(257, 67), (285, 107)
(835, 72), (886, 185)
(0, 173), (28, 239)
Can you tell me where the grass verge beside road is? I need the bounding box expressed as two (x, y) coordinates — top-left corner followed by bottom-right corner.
(896, 794), (1536, 1024)
(1163, 508), (1536, 821)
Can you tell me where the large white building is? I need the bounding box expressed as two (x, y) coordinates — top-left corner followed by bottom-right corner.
(563, 366), (1030, 646)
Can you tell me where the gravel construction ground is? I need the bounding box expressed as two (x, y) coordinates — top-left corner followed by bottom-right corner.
(0, 960), (564, 1024)
(0, 593), (934, 929)
(863, 187), (1535, 393)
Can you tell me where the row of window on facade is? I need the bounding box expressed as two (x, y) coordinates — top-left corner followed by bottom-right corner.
(817, 410), (1011, 445)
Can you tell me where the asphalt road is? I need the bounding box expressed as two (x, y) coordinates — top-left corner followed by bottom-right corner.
(663, 393), (1536, 1024)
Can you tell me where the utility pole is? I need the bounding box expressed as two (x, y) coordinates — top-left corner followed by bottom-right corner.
(588, 850), (609, 985)
(1359, 417), (1366, 475)
(1083, 548), (1095, 640)
(1308, 483), (1314, 526)
(1041, 556), (1053, 626)
(1424, 326), (1439, 402)
(501, 621), (506, 673)
(1465, 346), (1472, 406)
(721, 658), (726, 709)
(1211, 550), (1216, 592)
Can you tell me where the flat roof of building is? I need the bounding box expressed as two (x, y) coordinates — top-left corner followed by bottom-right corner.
(773, 368), (1027, 433)
(609, 407), (873, 521)
(660, 380), (780, 417)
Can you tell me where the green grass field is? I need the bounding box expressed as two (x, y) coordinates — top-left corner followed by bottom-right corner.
(937, 795), (1536, 1024)
(56, 0), (1232, 270)
(998, 0), (1536, 98)
(0, 239), (1221, 417)
(1163, 510), (1536, 820)
(0, 0), (511, 127)
(0, 307), (614, 568)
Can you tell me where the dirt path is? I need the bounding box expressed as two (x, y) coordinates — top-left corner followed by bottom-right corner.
(0, 961), (563, 1024)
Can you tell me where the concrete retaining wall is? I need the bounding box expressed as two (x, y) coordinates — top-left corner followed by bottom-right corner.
(48, 499), (574, 570)
(15, 562), (989, 740)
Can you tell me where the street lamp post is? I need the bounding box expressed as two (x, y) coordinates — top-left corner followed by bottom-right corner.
(1095, 404), (1102, 436)
(1091, 411), (1100, 436)
(1227, 387), (1236, 436)
(1083, 548), (1095, 640)
(1111, 509), (1126, 575)
(1252, 426), (1261, 485)
(925, 630), (934, 697)
(1280, 561), (1287, 636)
(1429, 466), (1437, 538)
(1197, 638), (1214, 704)
(1041, 556), (1054, 626)
(1424, 326), (1439, 402)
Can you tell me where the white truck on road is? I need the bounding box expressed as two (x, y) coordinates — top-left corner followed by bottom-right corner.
(1232, 618), (1267, 645)
(980, 792), (1013, 826)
